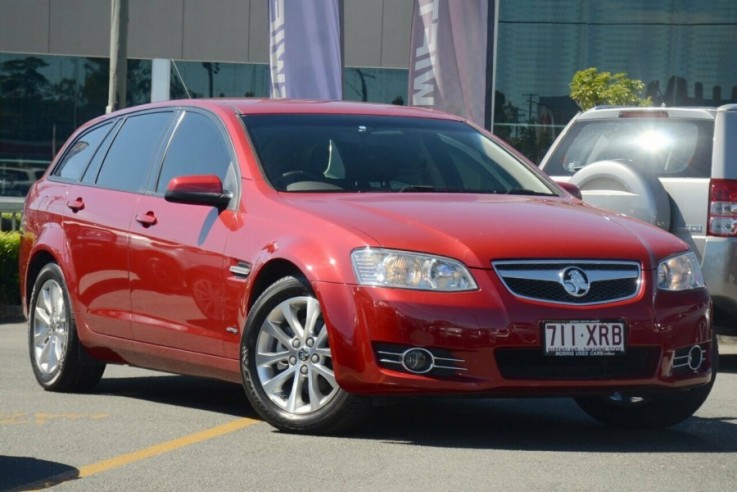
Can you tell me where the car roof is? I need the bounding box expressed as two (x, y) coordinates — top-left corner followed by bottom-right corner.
(574, 105), (721, 121)
(103, 98), (465, 121)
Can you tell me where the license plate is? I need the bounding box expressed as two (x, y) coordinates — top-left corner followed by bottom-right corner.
(543, 321), (626, 356)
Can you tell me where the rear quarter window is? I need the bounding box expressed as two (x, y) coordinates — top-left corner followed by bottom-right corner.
(53, 122), (113, 181)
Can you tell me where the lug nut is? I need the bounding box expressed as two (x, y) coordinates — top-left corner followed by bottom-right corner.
(289, 356), (297, 365)
(300, 365), (308, 375)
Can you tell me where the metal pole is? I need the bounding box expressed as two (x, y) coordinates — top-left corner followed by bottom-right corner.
(107, 0), (128, 113)
(485, 0), (500, 132)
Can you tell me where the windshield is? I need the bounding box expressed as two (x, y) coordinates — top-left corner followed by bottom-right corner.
(544, 118), (714, 178)
(243, 114), (555, 195)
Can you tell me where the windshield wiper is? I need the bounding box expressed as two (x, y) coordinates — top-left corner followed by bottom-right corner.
(397, 185), (435, 192)
(504, 188), (555, 196)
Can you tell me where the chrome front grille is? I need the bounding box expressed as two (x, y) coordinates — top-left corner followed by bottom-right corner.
(493, 260), (641, 305)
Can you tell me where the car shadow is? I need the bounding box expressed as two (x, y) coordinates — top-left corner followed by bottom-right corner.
(717, 353), (737, 374)
(0, 456), (78, 492)
(94, 374), (257, 419)
(90, 373), (737, 453)
(351, 397), (737, 453)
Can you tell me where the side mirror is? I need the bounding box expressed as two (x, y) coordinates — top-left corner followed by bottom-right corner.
(555, 181), (583, 200)
(164, 174), (233, 209)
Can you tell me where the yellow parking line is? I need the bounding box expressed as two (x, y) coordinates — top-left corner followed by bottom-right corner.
(79, 417), (259, 476)
(21, 417), (260, 490)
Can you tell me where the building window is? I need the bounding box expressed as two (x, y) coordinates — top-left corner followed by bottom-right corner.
(0, 52), (151, 196)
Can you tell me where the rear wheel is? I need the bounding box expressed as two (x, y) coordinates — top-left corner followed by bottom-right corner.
(575, 336), (717, 429)
(28, 263), (105, 392)
(241, 276), (373, 434)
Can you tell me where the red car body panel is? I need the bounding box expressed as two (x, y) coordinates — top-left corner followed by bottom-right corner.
(129, 195), (229, 355)
(19, 99), (714, 401)
(65, 185), (137, 340)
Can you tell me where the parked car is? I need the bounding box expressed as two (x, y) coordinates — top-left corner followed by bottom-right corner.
(0, 166), (45, 196)
(540, 105), (737, 333)
(20, 99), (715, 434)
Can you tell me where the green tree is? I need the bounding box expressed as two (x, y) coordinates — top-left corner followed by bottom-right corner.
(0, 57), (49, 99)
(570, 67), (651, 110)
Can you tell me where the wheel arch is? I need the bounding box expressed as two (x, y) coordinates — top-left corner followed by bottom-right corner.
(246, 258), (307, 312)
(24, 250), (57, 313)
(21, 222), (75, 317)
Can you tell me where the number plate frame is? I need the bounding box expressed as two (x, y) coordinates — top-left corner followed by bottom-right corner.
(543, 320), (626, 356)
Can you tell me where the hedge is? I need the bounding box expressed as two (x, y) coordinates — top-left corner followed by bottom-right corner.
(0, 230), (21, 306)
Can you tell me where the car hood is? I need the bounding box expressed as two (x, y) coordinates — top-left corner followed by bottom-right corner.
(283, 193), (687, 270)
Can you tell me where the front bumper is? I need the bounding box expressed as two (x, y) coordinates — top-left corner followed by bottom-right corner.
(313, 270), (714, 396)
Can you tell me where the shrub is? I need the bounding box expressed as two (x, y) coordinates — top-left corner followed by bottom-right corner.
(0, 231), (22, 306)
(1, 212), (22, 232)
(570, 67), (652, 110)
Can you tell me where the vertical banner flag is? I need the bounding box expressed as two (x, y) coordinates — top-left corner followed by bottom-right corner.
(269, 0), (343, 100)
(409, 0), (497, 130)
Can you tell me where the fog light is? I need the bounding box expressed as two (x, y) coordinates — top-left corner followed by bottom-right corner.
(688, 345), (704, 371)
(401, 348), (434, 374)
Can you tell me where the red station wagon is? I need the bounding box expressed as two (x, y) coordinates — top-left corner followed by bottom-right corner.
(20, 99), (715, 434)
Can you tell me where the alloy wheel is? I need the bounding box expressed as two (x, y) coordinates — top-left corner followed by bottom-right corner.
(32, 278), (69, 376)
(254, 295), (338, 415)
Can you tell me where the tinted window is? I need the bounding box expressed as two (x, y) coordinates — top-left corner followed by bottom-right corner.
(81, 119), (122, 184)
(544, 119), (714, 178)
(95, 112), (172, 192)
(54, 122), (112, 181)
(156, 112), (233, 194)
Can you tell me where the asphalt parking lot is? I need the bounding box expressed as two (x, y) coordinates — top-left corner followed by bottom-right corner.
(3, 317), (737, 491)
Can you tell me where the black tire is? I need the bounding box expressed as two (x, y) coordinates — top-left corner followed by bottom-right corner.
(241, 275), (373, 434)
(28, 263), (105, 392)
(575, 336), (717, 429)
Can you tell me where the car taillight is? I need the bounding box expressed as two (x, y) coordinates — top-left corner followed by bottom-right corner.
(708, 179), (737, 237)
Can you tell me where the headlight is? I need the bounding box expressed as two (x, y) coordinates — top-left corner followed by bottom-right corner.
(657, 252), (705, 291)
(351, 248), (477, 291)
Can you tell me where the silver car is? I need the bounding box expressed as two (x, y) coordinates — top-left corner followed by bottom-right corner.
(540, 104), (737, 332)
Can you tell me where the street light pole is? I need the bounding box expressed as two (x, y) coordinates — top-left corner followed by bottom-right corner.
(107, 0), (128, 113)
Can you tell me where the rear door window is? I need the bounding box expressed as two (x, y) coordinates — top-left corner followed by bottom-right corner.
(94, 111), (173, 192)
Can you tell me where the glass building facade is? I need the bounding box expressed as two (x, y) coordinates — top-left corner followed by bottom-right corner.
(1, 0), (736, 197)
(493, 0), (737, 161)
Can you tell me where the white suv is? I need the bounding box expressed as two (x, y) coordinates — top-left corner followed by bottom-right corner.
(0, 166), (45, 196)
(540, 104), (737, 331)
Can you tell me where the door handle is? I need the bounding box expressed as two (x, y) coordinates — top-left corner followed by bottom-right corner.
(66, 197), (85, 212)
(135, 211), (158, 227)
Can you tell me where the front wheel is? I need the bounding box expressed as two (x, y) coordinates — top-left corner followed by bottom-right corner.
(575, 337), (717, 429)
(241, 276), (373, 434)
(28, 263), (105, 392)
